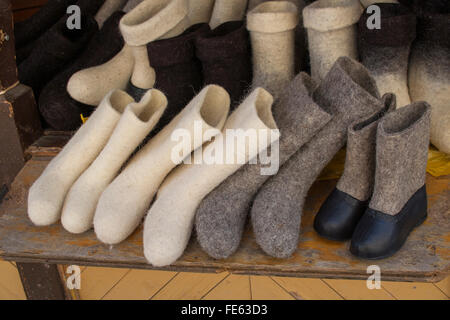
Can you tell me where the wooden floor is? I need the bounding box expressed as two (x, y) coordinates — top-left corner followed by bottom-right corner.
(0, 260), (448, 300)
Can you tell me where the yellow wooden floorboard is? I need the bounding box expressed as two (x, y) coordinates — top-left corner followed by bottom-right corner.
(152, 272), (229, 300)
(434, 276), (449, 297)
(103, 269), (177, 300)
(323, 279), (395, 300)
(202, 275), (251, 300)
(272, 277), (343, 300)
(250, 276), (295, 300)
(0, 260), (26, 300)
(382, 281), (449, 300)
(79, 266), (130, 300)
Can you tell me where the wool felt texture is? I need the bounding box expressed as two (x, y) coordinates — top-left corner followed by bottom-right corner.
(209, 0), (248, 29)
(28, 90), (135, 226)
(94, 85), (230, 245)
(409, 4), (450, 154)
(123, 0), (144, 12)
(61, 89), (167, 234)
(39, 11), (125, 130)
(370, 102), (431, 215)
(336, 94), (396, 202)
(358, 3), (416, 108)
(144, 23), (210, 133)
(95, 0), (128, 28)
(196, 21), (252, 109)
(247, 2), (299, 100)
(19, 13), (98, 99)
(188, 0), (216, 24)
(360, 0), (398, 7)
(303, 0), (363, 82)
(195, 72), (333, 260)
(144, 88), (280, 267)
(250, 57), (386, 259)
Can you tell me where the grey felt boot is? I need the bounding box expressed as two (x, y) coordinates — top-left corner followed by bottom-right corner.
(251, 57), (388, 259)
(314, 94), (396, 241)
(195, 72), (333, 259)
(350, 102), (431, 259)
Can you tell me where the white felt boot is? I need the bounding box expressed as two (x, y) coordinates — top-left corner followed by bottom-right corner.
(28, 90), (135, 226)
(95, 0), (128, 28)
(144, 88), (280, 267)
(188, 0), (215, 24)
(360, 0), (398, 8)
(94, 85), (230, 244)
(303, 0), (363, 82)
(61, 89), (168, 234)
(247, 2), (299, 99)
(209, 0), (248, 29)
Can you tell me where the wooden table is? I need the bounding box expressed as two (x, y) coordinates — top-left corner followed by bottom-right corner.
(0, 135), (449, 299)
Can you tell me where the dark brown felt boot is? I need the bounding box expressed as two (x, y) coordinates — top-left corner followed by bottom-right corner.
(39, 11), (125, 130)
(195, 21), (252, 109)
(314, 94), (396, 241)
(350, 102), (431, 259)
(251, 57), (387, 259)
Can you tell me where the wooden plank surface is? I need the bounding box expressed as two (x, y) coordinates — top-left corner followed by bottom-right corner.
(0, 154), (449, 283)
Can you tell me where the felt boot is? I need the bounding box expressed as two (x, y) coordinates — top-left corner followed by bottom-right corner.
(188, 0), (215, 24)
(61, 89), (167, 234)
(196, 21), (252, 109)
(303, 0), (363, 82)
(19, 13), (98, 98)
(142, 23), (210, 134)
(94, 85), (230, 245)
(251, 57), (386, 259)
(247, 2), (299, 99)
(358, 3), (416, 108)
(39, 11), (125, 130)
(209, 0), (248, 29)
(144, 88), (280, 266)
(123, 0), (144, 12)
(195, 73), (333, 259)
(350, 102), (431, 259)
(28, 90), (136, 226)
(409, 2), (450, 154)
(314, 95), (395, 241)
(360, 0), (398, 7)
(95, 0), (128, 28)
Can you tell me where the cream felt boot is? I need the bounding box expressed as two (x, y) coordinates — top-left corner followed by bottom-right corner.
(209, 0), (248, 29)
(144, 88), (280, 267)
(247, 2), (299, 99)
(303, 0), (363, 82)
(409, 5), (450, 154)
(94, 85), (230, 244)
(28, 90), (135, 226)
(61, 90), (167, 234)
(188, 0), (215, 24)
(95, 0), (128, 28)
(360, 0), (398, 7)
(123, 0), (143, 12)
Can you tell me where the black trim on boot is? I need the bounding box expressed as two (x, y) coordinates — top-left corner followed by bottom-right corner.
(350, 185), (428, 260)
(314, 188), (369, 241)
(126, 81), (148, 101)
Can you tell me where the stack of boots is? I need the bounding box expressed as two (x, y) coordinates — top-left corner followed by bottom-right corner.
(195, 21), (252, 109)
(39, 11), (125, 130)
(350, 102), (431, 259)
(408, 0), (450, 154)
(61, 89), (167, 234)
(303, 0), (363, 82)
(209, 0), (248, 29)
(143, 88), (280, 267)
(195, 72), (333, 259)
(251, 57), (387, 259)
(93, 85), (230, 245)
(19, 13), (98, 99)
(358, 3), (416, 108)
(247, 1), (299, 99)
(314, 96), (396, 241)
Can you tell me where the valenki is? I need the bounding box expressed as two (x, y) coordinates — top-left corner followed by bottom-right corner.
(209, 0), (248, 29)
(195, 73), (333, 259)
(251, 57), (386, 258)
(247, 2), (299, 99)
(358, 3), (416, 108)
(94, 85), (230, 245)
(188, 0), (216, 24)
(144, 88), (280, 267)
(95, 0), (128, 28)
(28, 90), (136, 226)
(303, 0), (363, 82)
(61, 90), (167, 234)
